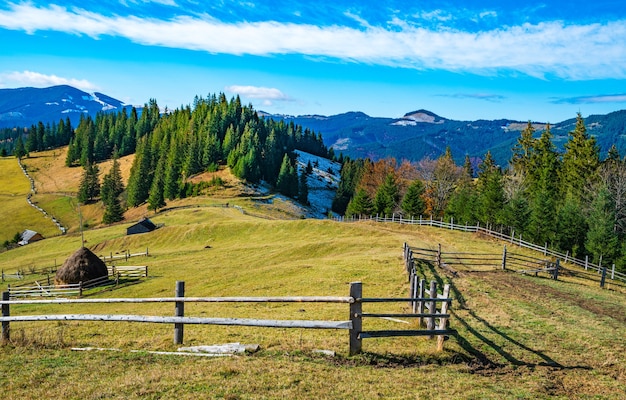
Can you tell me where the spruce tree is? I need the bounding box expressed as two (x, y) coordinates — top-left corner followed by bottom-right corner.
(77, 163), (100, 203)
(586, 186), (619, 265)
(346, 188), (373, 217)
(101, 155), (125, 224)
(298, 169), (309, 205)
(14, 135), (27, 159)
(560, 113), (600, 203)
(476, 151), (504, 225)
(401, 179), (426, 218)
(276, 154), (298, 197)
(147, 156), (166, 212)
(374, 173), (400, 216)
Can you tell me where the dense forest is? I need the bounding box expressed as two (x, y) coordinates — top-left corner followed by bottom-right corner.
(62, 94), (329, 222)
(332, 114), (626, 272)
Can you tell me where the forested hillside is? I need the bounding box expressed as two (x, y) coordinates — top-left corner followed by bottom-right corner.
(333, 115), (626, 272)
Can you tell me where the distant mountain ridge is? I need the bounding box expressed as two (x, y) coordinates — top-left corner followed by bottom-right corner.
(0, 85), (125, 128)
(2, 85), (626, 166)
(262, 109), (626, 166)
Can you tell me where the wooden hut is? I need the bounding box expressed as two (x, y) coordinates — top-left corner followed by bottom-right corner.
(126, 218), (157, 235)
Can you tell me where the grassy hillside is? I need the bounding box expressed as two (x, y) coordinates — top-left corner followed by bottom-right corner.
(0, 156), (60, 243)
(1, 151), (625, 399)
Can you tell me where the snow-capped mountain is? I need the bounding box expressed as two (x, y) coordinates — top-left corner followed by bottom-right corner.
(0, 85), (126, 128)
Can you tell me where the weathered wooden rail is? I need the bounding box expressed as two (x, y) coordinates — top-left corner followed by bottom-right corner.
(1, 281), (455, 355)
(6, 266), (148, 298)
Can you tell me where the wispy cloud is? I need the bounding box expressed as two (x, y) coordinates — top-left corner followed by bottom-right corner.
(225, 85), (293, 106)
(0, 70), (98, 91)
(553, 94), (626, 104)
(437, 93), (506, 102)
(1, 3), (626, 80)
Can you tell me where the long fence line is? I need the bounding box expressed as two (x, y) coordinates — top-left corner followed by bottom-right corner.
(335, 214), (626, 285)
(1, 280), (455, 355)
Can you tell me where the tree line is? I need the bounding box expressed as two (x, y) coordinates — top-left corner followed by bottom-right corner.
(0, 117), (74, 158)
(333, 114), (626, 272)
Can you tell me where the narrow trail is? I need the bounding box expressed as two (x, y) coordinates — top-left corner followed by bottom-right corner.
(17, 158), (67, 234)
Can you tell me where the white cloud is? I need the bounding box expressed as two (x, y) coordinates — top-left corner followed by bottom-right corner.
(554, 94), (626, 104)
(225, 85), (292, 106)
(1, 3), (626, 80)
(0, 70), (99, 91)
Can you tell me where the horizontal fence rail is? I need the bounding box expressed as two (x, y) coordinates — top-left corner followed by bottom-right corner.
(6, 266), (148, 298)
(1, 249), (150, 283)
(1, 281), (454, 355)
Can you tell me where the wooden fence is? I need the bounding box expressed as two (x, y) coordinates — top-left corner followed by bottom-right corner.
(1, 248), (150, 282)
(405, 242), (561, 281)
(6, 266), (148, 298)
(338, 214), (626, 285)
(1, 281), (455, 355)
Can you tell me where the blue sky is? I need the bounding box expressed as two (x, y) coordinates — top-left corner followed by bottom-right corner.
(1, 1), (626, 122)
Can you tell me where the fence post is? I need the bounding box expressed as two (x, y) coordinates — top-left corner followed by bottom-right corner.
(502, 245), (507, 270)
(510, 229), (514, 244)
(417, 279), (426, 325)
(612, 264), (615, 280)
(2, 291), (9, 343)
(544, 243), (547, 256)
(79, 281), (83, 297)
(585, 255), (588, 271)
(436, 284), (451, 351)
(553, 259), (559, 280)
(600, 267), (607, 288)
(349, 282), (362, 356)
(427, 281), (437, 338)
(437, 244), (442, 268)
(565, 251), (569, 264)
(174, 281), (185, 344)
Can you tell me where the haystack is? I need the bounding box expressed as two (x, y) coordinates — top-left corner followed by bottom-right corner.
(55, 247), (108, 285)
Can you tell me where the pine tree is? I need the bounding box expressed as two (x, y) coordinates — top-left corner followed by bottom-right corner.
(374, 173), (400, 216)
(276, 154), (298, 197)
(126, 137), (153, 207)
(560, 113), (600, 203)
(401, 179), (426, 218)
(346, 188), (373, 217)
(14, 135), (27, 159)
(555, 193), (587, 256)
(101, 154), (125, 224)
(476, 151), (504, 225)
(147, 156), (166, 212)
(298, 169), (309, 205)
(586, 186), (619, 265)
(77, 163), (100, 203)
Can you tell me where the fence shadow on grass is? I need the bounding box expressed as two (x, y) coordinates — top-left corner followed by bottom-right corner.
(417, 259), (592, 371)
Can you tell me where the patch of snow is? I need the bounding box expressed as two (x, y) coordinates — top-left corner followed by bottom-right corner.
(90, 92), (118, 111)
(294, 150), (341, 218)
(45, 102), (59, 106)
(391, 119), (417, 126)
(331, 138), (350, 151)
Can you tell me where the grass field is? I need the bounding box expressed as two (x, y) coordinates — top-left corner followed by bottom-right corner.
(1, 150), (625, 399)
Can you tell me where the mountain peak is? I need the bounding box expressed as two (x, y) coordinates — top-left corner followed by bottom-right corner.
(402, 109), (446, 123)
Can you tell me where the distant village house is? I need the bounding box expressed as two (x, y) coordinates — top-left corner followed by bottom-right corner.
(18, 230), (44, 246)
(126, 218), (157, 235)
